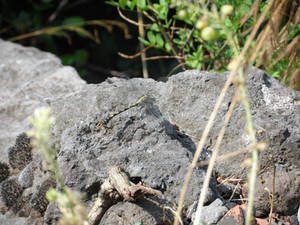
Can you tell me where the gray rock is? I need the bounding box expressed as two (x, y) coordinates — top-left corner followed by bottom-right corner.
(0, 39), (86, 163)
(254, 171), (300, 217)
(54, 88), (208, 205)
(8, 132), (32, 171)
(18, 162), (34, 188)
(43, 202), (61, 225)
(0, 177), (23, 208)
(0, 162), (10, 182)
(1, 38), (300, 225)
(156, 69), (300, 179)
(0, 39), (85, 225)
(0, 216), (26, 225)
(99, 197), (173, 225)
(189, 198), (228, 225)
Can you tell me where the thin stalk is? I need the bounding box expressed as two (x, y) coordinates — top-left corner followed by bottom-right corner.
(237, 67), (258, 225)
(174, 1), (273, 224)
(137, 8), (149, 78)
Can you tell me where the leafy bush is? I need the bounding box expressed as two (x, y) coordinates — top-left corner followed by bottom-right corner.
(107, 0), (300, 88)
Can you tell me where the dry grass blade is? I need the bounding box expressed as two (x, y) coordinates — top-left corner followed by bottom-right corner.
(118, 46), (152, 59)
(197, 143), (265, 168)
(8, 19), (130, 42)
(174, 1), (274, 225)
(277, 34), (300, 64)
(194, 90), (239, 225)
(240, 0), (259, 26)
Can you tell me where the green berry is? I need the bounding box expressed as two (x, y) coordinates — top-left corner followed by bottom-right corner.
(177, 10), (187, 20)
(221, 5), (233, 16)
(195, 17), (208, 30)
(201, 27), (218, 41)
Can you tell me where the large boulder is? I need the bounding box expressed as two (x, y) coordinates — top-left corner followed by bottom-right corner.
(0, 39), (299, 225)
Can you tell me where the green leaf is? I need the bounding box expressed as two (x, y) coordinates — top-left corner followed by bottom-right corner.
(105, 1), (120, 7)
(173, 38), (182, 45)
(62, 17), (84, 25)
(129, 0), (137, 10)
(61, 54), (74, 66)
(75, 49), (88, 65)
(195, 45), (203, 59)
(165, 42), (171, 52)
(156, 33), (164, 47)
(147, 31), (156, 45)
(138, 36), (150, 45)
(137, 0), (146, 10)
(119, 0), (127, 9)
(150, 23), (159, 32)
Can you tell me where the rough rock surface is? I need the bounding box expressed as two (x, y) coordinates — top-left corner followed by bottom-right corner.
(0, 39), (300, 225)
(254, 171), (300, 217)
(54, 84), (208, 205)
(99, 197), (173, 225)
(0, 39), (85, 225)
(0, 39), (86, 163)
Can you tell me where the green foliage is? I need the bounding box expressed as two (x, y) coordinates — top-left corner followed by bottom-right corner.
(106, 0), (266, 73)
(107, 0), (299, 86)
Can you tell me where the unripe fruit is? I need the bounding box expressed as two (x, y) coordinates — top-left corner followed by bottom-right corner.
(221, 4), (233, 16)
(195, 17), (208, 30)
(201, 27), (218, 41)
(177, 10), (186, 20)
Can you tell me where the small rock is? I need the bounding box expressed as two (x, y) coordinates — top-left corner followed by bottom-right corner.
(8, 133), (32, 171)
(0, 177), (23, 208)
(217, 204), (247, 225)
(99, 197), (173, 225)
(0, 162), (10, 182)
(30, 177), (56, 214)
(43, 201), (61, 225)
(254, 171), (300, 217)
(18, 162), (34, 188)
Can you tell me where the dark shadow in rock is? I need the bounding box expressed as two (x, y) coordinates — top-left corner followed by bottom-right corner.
(262, 72), (272, 88)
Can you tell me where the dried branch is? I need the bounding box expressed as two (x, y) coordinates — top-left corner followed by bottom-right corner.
(118, 46), (152, 59)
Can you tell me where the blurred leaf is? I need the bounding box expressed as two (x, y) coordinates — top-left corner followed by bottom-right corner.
(75, 49), (88, 65)
(137, 0), (146, 10)
(64, 26), (95, 41)
(150, 23), (159, 32)
(119, 0), (127, 9)
(61, 54), (75, 66)
(105, 1), (120, 7)
(42, 0), (53, 3)
(165, 42), (171, 52)
(147, 31), (156, 45)
(195, 45), (203, 59)
(156, 33), (164, 47)
(138, 36), (150, 45)
(63, 17), (84, 25)
(225, 18), (234, 30)
(129, 0), (137, 10)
